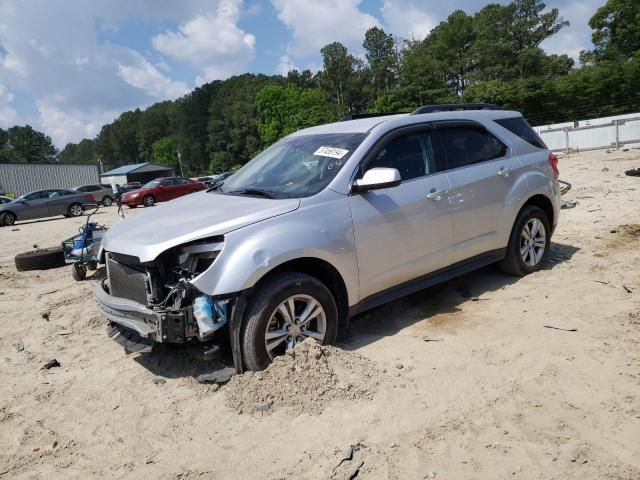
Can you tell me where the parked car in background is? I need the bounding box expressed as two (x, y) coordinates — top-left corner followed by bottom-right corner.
(0, 189), (95, 226)
(96, 104), (560, 371)
(197, 172), (232, 188)
(120, 177), (205, 207)
(207, 171), (233, 190)
(73, 184), (115, 206)
(0, 196), (12, 205)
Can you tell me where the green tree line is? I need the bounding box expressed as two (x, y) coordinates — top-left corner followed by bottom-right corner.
(4, 0), (639, 174)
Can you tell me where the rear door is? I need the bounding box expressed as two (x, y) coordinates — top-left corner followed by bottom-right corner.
(173, 178), (193, 196)
(45, 190), (73, 216)
(157, 179), (175, 201)
(349, 127), (454, 300)
(435, 121), (521, 263)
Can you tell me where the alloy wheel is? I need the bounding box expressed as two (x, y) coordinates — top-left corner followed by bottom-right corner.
(264, 294), (326, 359)
(69, 204), (83, 217)
(520, 218), (546, 267)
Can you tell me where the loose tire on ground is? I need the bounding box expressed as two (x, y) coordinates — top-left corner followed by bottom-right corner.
(241, 272), (338, 371)
(499, 205), (551, 277)
(14, 246), (66, 271)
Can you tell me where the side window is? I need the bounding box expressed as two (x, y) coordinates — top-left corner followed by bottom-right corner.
(174, 178), (189, 185)
(439, 127), (507, 169)
(87, 185), (101, 192)
(76, 186), (87, 192)
(161, 179), (173, 187)
(367, 132), (436, 181)
(25, 191), (46, 201)
(495, 117), (546, 149)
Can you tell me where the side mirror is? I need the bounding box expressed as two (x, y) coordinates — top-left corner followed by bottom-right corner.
(353, 167), (401, 193)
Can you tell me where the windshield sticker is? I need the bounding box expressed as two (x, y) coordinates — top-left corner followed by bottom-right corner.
(313, 146), (349, 159)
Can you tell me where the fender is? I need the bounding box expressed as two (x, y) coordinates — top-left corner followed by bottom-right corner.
(190, 192), (360, 306)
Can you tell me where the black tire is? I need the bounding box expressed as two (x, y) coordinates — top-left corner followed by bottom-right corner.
(15, 246), (66, 271)
(71, 263), (87, 281)
(67, 203), (83, 217)
(102, 196), (113, 207)
(2, 212), (16, 227)
(242, 272), (339, 371)
(499, 205), (551, 276)
(86, 261), (98, 271)
(143, 195), (155, 207)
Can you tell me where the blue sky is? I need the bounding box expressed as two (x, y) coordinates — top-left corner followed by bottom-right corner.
(0, 0), (606, 147)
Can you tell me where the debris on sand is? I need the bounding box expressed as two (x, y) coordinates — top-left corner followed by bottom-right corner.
(224, 339), (382, 415)
(42, 359), (60, 369)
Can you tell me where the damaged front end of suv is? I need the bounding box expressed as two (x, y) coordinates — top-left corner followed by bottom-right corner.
(98, 236), (232, 350)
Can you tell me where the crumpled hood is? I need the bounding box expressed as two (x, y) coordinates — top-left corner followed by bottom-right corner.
(102, 191), (300, 262)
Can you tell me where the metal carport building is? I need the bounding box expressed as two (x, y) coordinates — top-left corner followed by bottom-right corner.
(100, 162), (176, 186)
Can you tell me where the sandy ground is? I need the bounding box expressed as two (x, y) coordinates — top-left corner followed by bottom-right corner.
(1, 149), (639, 479)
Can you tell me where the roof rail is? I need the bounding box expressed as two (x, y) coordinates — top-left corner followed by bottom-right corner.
(412, 103), (499, 115)
(339, 112), (406, 122)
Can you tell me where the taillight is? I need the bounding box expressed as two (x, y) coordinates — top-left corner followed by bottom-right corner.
(549, 152), (559, 178)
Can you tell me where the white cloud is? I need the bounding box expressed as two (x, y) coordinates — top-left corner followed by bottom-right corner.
(152, 0), (256, 83)
(276, 54), (298, 75)
(271, 0), (379, 58)
(0, 0), (236, 146)
(117, 54), (189, 98)
(541, 0), (605, 62)
(0, 84), (20, 127)
(37, 100), (120, 147)
(380, 0), (437, 41)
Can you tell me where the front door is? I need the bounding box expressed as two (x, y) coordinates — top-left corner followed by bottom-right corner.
(349, 128), (453, 301)
(19, 191), (49, 220)
(436, 123), (522, 263)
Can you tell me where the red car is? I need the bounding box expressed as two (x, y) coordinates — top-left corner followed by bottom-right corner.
(121, 177), (205, 208)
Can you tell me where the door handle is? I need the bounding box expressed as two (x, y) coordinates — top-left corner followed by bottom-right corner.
(498, 167), (514, 177)
(426, 189), (447, 201)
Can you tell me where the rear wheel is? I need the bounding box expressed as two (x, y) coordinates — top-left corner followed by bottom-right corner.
(499, 205), (551, 276)
(2, 212), (16, 226)
(68, 203), (83, 217)
(143, 195), (155, 207)
(241, 272), (338, 371)
(102, 196), (113, 207)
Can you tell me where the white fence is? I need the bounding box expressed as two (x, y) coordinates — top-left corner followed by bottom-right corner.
(535, 112), (640, 153)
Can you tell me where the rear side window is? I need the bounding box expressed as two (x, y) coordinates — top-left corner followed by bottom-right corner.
(495, 117), (546, 149)
(174, 178), (190, 185)
(438, 127), (507, 169)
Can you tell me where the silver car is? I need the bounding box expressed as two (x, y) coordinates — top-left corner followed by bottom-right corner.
(0, 189), (95, 226)
(73, 184), (115, 207)
(96, 105), (560, 371)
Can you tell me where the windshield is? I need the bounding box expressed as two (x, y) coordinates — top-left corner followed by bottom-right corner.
(142, 180), (160, 189)
(221, 133), (367, 198)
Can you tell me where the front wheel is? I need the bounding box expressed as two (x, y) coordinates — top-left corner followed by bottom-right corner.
(142, 195), (155, 207)
(241, 272), (339, 371)
(2, 212), (16, 226)
(499, 205), (551, 276)
(71, 263), (87, 281)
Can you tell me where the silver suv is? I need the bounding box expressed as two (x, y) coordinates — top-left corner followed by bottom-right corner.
(96, 105), (560, 371)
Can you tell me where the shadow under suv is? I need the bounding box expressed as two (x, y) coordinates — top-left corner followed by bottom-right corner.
(96, 104), (560, 372)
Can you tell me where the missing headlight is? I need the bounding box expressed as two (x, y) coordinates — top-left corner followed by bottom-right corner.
(174, 237), (224, 278)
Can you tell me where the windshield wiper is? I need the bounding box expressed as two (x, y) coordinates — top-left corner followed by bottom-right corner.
(226, 188), (277, 199)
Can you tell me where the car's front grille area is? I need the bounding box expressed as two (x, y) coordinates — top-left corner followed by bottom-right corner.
(106, 254), (149, 306)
